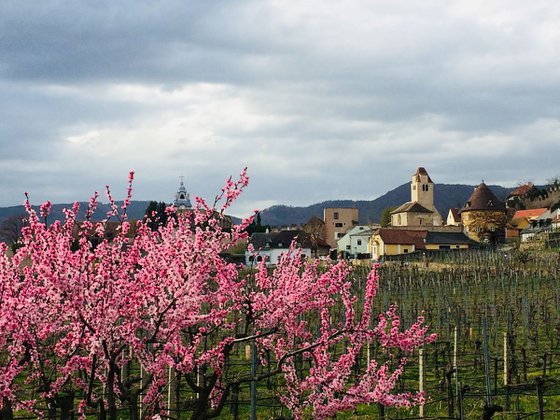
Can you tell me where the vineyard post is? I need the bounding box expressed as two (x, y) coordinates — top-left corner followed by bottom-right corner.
(483, 315), (492, 406)
(493, 357), (498, 397)
(521, 348), (527, 382)
(454, 326), (459, 418)
(536, 377), (544, 420)
(167, 366), (177, 417)
(503, 332), (508, 386)
(250, 339), (257, 420)
(419, 346), (424, 418)
(458, 381), (465, 420)
(378, 403), (385, 420)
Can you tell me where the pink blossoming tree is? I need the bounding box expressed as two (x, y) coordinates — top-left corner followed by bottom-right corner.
(0, 170), (436, 420)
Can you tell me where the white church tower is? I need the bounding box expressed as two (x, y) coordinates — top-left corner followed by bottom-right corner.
(173, 176), (192, 213)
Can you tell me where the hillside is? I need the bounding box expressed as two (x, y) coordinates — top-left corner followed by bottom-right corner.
(0, 201), (154, 226)
(0, 201), (244, 229)
(258, 183), (513, 226)
(0, 183), (513, 229)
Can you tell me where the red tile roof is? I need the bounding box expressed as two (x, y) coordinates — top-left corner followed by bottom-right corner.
(511, 208), (548, 220)
(509, 183), (534, 197)
(377, 228), (427, 249)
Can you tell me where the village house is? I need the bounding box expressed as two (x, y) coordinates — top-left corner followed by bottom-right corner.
(505, 183), (536, 209)
(446, 208), (461, 226)
(506, 181), (560, 210)
(519, 209), (559, 242)
(323, 207), (359, 249)
(506, 208), (548, 239)
(245, 230), (312, 267)
(368, 229), (471, 260)
(336, 225), (377, 259)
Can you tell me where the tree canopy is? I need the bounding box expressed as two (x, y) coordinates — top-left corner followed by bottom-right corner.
(0, 170), (435, 419)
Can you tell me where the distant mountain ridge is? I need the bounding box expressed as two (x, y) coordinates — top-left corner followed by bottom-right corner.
(258, 183), (514, 226)
(0, 201), (244, 227)
(0, 201), (154, 226)
(0, 183), (513, 227)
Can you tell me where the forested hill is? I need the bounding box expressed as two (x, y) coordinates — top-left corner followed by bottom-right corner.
(0, 201), (245, 227)
(0, 201), (153, 226)
(258, 183), (513, 226)
(0, 183), (513, 227)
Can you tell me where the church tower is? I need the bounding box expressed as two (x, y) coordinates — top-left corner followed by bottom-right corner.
(411, 167), (435, 212)
(173, 176), (192, 212)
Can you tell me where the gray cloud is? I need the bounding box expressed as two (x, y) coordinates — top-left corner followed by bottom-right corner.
(1, 0), (560, 217)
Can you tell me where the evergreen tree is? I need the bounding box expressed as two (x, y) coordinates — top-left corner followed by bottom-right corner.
(380, 206), (397, 227)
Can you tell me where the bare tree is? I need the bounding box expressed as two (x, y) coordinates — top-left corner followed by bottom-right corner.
(0, 214), (28, 250)
(546, 176), (560, 187)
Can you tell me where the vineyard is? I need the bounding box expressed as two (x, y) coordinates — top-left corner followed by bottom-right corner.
(119, 249), (560, 419)
(211, 249), (560, 419)
(349, 248), (560, 419)
(2, 246), (560, 419)
(216, 249), (560, 419)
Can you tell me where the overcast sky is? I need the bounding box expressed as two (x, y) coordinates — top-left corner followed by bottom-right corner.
(1, 1), (559, 217)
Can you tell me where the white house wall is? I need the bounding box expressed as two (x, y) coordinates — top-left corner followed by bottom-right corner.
(245, 248), (312, 267)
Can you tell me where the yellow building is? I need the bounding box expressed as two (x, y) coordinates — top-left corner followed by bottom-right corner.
(369, 229), (471, 260)
(460, 183), (507, 243)
(369, 229), (423, 260)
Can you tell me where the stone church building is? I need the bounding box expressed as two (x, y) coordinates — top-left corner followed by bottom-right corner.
(390, 167), (443, 228)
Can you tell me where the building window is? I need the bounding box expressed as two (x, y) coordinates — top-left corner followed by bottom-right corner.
(357, 239), (362, 246)
(346, 245), (351, 250)
(334, 212), (339, 220)
(404, 249), (409, 253)
(336, 232), (344, 238)
(397, 215), (402, 225)
(335, 222), (343, 228)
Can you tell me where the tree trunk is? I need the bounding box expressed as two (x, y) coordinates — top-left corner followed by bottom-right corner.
(0, 398), (14, 420)
(97, 399), (107, 420)
(126, 391), (140, 420)
(47, 397), (58, 420)
(58, 393), (75, 420)
(190, 390), (211, 420)
(107, 364), (118, 420)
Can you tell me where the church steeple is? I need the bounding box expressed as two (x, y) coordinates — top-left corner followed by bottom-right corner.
(411, 167), (434, 211)
(173, 176), (192, 211)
